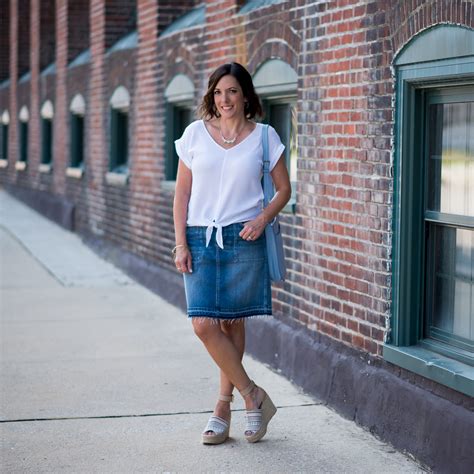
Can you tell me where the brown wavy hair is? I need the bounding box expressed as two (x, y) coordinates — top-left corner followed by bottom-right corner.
(199, 62), (263, 120)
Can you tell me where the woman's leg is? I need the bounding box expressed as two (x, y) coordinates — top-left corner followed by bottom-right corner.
(219, 319), (245, 396)
(192, 318), (251, 393)
(192, 318), (266, 411)
(203, 320), (246, 435)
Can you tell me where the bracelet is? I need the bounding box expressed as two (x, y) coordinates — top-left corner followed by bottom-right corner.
(171, 244), (188, 256)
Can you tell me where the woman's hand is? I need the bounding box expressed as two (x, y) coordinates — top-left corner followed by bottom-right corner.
(239, 214), (267, 241)
(174, 247), (193, 273)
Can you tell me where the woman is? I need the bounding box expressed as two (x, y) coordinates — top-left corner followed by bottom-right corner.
(173, 62), (291, 444)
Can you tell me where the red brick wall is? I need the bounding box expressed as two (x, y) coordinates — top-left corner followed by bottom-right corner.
(17, 0), (30, 79)
(1, 0), (474, 358)
(0, 0), (10, 82)
(105, 0), (136, 50)
(40, 0), (55, 71)
(68, 0), (90, 64)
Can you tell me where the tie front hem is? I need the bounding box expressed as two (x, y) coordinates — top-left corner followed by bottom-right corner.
(206, 223), (224, 249)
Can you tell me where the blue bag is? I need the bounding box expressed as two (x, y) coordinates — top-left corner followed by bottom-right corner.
(262, 124), (286, 282)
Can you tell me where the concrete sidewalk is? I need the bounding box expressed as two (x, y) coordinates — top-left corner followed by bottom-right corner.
(0, 190), (424, 473)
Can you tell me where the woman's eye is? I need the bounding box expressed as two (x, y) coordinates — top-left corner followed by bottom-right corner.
(214, 90), (220, 95)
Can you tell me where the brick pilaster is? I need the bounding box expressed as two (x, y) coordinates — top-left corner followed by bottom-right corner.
(29, 0), (40, 184)
(87, 0), (107, 236)
(0, 0), (10, 82)
(129, 0), (161, 257)
(8, 0), (18, 180)
(53, 0), (68, 195)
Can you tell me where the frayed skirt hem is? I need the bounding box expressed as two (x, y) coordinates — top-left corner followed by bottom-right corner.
(188, 313), (272, 324)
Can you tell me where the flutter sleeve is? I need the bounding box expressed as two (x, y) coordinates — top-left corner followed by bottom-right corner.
(267, 125), (286, 171)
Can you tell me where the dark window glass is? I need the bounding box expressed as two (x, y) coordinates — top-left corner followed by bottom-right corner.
(264, 99), (297, 204)
(424, 91), (474, 355)
(166, 104), (193, 181)
(70, 113), (84, 168)
(20, 121), (28, 162)
(110, 109), (128, 172)
(1, 124), (8, 160)
(41, 118), (53, 164)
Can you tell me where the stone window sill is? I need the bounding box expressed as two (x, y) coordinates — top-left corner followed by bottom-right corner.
(161, 180), (176, 193)
(39, 163), (52, 173)
(66, 167), (83, 179)
(0, 159), (8, 168)
(15, 161), (27, 171)
(383, 343), (474, 397)
(106, 171), (129, 186)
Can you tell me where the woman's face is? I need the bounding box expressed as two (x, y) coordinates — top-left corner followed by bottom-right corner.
(213, 74), (246, 120)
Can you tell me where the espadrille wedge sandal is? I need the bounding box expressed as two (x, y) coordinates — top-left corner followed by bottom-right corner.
(201, 394), (233, 445)
(240, 380), (277, 443)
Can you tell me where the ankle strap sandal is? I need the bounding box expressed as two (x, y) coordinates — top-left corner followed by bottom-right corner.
(218, 394), (234, 403)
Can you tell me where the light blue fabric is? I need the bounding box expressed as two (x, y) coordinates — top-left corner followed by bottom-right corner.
(183, 224), (272, 319)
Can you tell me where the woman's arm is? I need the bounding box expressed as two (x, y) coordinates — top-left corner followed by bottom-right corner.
(239, 155), (291, 240)
(173, 160), (193, 273)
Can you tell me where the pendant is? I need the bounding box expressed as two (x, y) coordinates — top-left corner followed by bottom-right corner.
(220, 131), (236, 144)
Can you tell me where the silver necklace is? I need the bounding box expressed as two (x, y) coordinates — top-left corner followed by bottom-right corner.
(220, 123), (245, 145)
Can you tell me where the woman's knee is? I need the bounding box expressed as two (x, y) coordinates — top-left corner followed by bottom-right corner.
(220, 319), (245, 336)
(192, 318), (221, 341)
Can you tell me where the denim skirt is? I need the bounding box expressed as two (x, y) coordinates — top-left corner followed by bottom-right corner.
(183, 223), (272, 321)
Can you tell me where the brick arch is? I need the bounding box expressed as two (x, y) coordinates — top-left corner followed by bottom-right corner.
(387, 0), (474, 61)
(164, 45), (196, 88)
(247, 21), (300, 74)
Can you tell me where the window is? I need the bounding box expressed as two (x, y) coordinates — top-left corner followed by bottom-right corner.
(68, 94), (86, 174)
(18, 106), (29, 164)
(423, 88), (473, 361)
(109, 86), (130, 174)
(164, 74), (195, 182)
(70, 113), (84, 168)
(262, 99), (297, 200)
(384, 25), (474, 397)
(1, 110), (9, 162)
(253, 59), (298, 211)
(40, 100), (53, 165)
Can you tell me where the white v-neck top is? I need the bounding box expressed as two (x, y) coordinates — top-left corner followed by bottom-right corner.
(175, 120), (285, 249)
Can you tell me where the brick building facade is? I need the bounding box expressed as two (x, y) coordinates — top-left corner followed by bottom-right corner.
(1, 1), (473, 470)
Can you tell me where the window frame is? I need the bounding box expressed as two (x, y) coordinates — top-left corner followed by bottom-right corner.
(19, 120), (28, 163)
(109, 106), (128, 173)
(1, 122), (8, 160)
(384, 53), (474, 397)
(41, 116), (53, 165)
(69, 112), (84, 169)
(261, 93), (297, 213)
(165, 100), (193, 182)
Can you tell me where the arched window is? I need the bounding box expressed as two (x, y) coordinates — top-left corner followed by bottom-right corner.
(17, 106), (29, 169)
(386, 25), (474, 396)
(109, 86), (130, 175)
(164, 74), (195, 182)
(0, 110), (10, 166)
(40, 100), (54, 167)
(69, 94), (86, 173)
(254, 59), (298, 211)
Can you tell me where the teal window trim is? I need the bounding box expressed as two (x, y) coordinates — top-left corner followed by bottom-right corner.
(164, 101), (193, 182)
(1, 124), (8, 160)
(69, 113), (84, 168)
(261, 95), (297, 214)
(19, 121), (28, 163)
(41, 117), (53, 165)
(109, 108), (128, 173)
(386, 52), (474, 397)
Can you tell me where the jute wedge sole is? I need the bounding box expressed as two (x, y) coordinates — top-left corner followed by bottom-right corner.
(240, 380), (277, 443)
